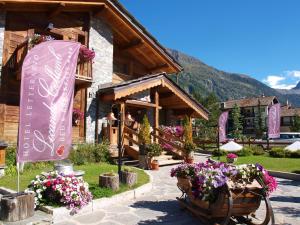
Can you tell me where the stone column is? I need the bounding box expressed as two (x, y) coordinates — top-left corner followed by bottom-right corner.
(86, 18), (113, 143)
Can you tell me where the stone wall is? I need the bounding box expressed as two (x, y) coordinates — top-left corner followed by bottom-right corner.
(0, 13), (5, 84)
(86, 18), (113, 143)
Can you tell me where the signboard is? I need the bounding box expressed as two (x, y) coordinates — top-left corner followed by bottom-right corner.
(219, 111), (229, 143)
(17, 41), (81, 162)
(268, 103), (281, 139)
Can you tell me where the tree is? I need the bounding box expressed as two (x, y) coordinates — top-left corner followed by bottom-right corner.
(254, 101), (266, 138)
(139, 114), (151, 144)
(230, 103), (243, 139)
(291, 114), (300, 132)
(193, 93), (221, 140)
(183, 115), (193, 143)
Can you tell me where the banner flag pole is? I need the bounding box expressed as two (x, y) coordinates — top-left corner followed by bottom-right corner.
(17, 162), (20, 192)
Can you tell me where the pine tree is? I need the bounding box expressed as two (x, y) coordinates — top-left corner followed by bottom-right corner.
(193, 93), (221, 140)
(231, 103), (243, 139)
(254, 101), (266, 138)
(139, 114), (151, 144)
(291, 114), (300, 132)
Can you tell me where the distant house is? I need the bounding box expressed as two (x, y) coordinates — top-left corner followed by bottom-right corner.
(221, 96), (279, 137)
(280, 104), (300, 132)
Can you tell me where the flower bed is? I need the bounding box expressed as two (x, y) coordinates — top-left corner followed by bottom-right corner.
(27, 171), (92, 214)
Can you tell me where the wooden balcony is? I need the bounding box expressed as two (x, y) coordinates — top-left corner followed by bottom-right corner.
(6, 40), (93, 88)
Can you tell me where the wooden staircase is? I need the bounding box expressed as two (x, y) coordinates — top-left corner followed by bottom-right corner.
(122, 126), (185, 166)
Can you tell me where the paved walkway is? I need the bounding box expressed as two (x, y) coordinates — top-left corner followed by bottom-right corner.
(54, 154), (300, 225)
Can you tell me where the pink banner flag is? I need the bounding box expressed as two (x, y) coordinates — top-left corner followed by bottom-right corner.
(17, 41), (81, 162)
(268, 103), (281, 139)
(218, 111), (229, 143)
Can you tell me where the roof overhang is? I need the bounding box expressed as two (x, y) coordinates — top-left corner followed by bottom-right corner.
(98, 73), (209, 120)
(0, 0), (182, 73)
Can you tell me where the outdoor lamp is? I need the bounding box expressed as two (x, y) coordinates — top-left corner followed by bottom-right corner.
(107, 112), (117, 124)
(125, 112), (134, 126)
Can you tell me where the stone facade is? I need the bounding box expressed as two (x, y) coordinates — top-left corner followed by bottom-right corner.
(0, 13), (5, 84)
(86, 18), (113, 143)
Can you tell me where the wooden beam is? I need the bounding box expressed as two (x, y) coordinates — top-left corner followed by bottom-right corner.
(0, 1), (105, 6)
(48, 2), (65, 19)
(0, 2), (5, 11)
(92, 5), (107, 18)
(120, 39), (144, 52)
(148, 63), (169, 73)
(125, 99), (162, 109)
(153, 89), (159, 143)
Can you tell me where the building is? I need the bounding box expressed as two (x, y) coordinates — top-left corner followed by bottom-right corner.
(280, 104), (300, 132)
(221, 96), (279, 137)
(0, 0), (208, 159)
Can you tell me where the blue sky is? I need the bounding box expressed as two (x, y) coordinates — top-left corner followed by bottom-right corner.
(119, 0), (300, 89)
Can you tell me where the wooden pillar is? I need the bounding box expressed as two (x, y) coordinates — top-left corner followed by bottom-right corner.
(120, 102), (125, 145)
(154, 90), (159, 143)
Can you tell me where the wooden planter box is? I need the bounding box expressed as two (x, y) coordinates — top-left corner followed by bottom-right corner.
(0, 192), (35, 222)
(177, 177), (272, 225)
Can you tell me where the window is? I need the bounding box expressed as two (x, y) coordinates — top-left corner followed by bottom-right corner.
(281, 117), (292, 126)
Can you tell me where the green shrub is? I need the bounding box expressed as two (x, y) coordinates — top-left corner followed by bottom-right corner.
(247, 145), (265, 155)
(289, 150), (300, 158)
(212, 149), (226, 157)
(269, 147), (285, 158)
(69, 142), (110, 165)
(6, 146), (17, 166)
(146, 143), (162, 158)
(236, 148), (253, 157)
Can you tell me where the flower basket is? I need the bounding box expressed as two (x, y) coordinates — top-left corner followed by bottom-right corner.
(172, 162), (276, 225)
(177, 177), (192, 193)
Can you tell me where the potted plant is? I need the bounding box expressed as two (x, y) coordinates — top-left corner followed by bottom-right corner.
(120, 167), (137, 187)
(226, 153), (238, 163)
(138, 115), (151, 169)
(183, 116), (196, 163)
(184, 141), (196, 164)
(146, 143), (162, 170)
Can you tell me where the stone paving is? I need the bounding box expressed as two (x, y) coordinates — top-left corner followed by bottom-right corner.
(54, 154), (300, 225)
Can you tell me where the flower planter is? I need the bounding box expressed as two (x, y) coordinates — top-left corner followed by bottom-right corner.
(120, 170), (137, 187)
(0, 192), (35, 222)
(174, 162), (275, 225)
(151, 160), (159, 170)
(99, 173), (119, 191)
(184, 157), (194, 164)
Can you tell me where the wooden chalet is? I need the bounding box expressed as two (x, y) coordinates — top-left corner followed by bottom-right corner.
(0, 0), (208, 160)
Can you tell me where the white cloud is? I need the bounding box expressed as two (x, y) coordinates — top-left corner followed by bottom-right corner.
(285, 70), (300, 78)
(263, 75), (296, 89)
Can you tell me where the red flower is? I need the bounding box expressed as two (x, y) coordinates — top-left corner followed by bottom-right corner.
(46, 181), (51, 187)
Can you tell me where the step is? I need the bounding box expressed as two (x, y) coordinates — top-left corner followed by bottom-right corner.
(156, 154), (173, 160)
(157, 159), (183, 166)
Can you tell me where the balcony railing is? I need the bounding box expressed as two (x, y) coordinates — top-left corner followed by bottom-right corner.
(6, 40), (93, 87)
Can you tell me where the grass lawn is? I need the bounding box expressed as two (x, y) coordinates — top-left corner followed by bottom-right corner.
(213, 155), (300, 173)
(0, 163), (149, 199)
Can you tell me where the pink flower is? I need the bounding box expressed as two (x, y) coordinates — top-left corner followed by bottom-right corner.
(226, 153), (238, 159)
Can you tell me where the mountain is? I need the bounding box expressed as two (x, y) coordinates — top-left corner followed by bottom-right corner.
(293, 81), (300, 90)
(168, 49), (300, 106)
